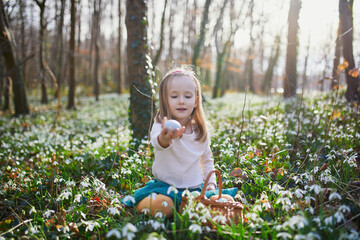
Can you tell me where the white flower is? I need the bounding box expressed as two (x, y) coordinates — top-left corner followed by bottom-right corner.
(44, 210), (55, 218)
(212, 215), (227, 224)
(111, 198), (121, 205)
(142, 208), (150, 215)
(123, 195), (136, 204)
(82, 220), (100, 232)
(53, 161), (58, 166)
(277, 232), (292, 240)
(108, 207), (120, 215)
(150, 192), (158, 200)
(324, 216), (334, 225)
(189, 223), (202, 234)
(29, 207), (36, 215)
(106, 228), (121, 239)
(338, 205), (350, 214)
(287, 215), (308, 230)
(122, 223), (137, 240)
(161, 200), (168, 207)
(148, 220), (165, 230)
(329, 192), (341, 201)
(74, 194), (82, 203)
(167, 185), (178, 195)
(334, 211), (345, 223)
(271, 184), (283, 194)
(305, 196), (315, 204)
(65, 159), (71, 165)
(294, 189), (306, 198)
(154, 211), (163, 219)
(309, 184), (321, 195)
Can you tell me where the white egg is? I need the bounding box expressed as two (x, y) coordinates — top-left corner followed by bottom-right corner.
(163, 119), (181, 130)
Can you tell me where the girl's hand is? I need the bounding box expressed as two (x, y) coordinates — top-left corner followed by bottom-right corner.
(158, 117), (185, 148)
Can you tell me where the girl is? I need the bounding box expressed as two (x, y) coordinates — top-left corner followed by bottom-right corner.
(123, 67), (236, 217)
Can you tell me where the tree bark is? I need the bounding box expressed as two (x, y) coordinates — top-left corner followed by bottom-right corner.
(284, 0), (301, 98)
(67, 0), (76, 109)
(117, 0), (123, 94)
(192, 0), (211, 67)
(126, 0), (154, 142)
(261, 35), (280, 94)
(34, 0), (48, 104)
(152, 0), (167, 68)
(54, 0), (65, 96)
(92, 0), (101, 101)
(0, 0), (29, 115)
(332, 23), (341, 90)
(339, 0), (359, 102)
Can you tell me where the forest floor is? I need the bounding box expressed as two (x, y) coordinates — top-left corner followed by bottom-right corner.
(0, 90), (359, 239)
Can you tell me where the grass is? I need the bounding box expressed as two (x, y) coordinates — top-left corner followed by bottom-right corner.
(0, 90), (359, 239)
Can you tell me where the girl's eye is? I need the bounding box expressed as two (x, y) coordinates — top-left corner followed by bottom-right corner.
(171, 96), (177, 99)
(185, 96), (192, 99)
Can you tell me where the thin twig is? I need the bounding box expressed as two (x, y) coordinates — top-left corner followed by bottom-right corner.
(0, 219), (33, 237)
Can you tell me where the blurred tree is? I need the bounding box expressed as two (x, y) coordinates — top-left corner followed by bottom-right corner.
(117, 0), (123, 94)
(332, 23), (341, 90)
(192, 0), (211, 68)
(339, 0), (359, 102)
(126, 0), (154, 142)
(245, 0), (255, 93)
(92, 0), (101, 101)
(152, 0), (168, 69)
(261, 34), (281, 94)
(0, 0), (29, 115)
(67, 0), (76, 109)
(284, 0), (301, 98)
(34, 0), (48, 104)
(53, 0), (65, 97)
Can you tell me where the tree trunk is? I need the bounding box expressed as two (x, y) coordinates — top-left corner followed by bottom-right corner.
(261, 35), (280, 94)
(126, 0), (154, 142)
(339, 0), (359, 102)
(192, 0), (211, 67)
(54, 0), (65, 97)
(247, 0), (255, 93)
(92, 0), (101, 101)
(35, 0), (48, 104)
(332, 23), (341, 90)
(152, 0), (167, 68)
(19, 0), (26, 80)
(284, 0), (301, 98)
(67, 0), (76, 109)
(0, 0), (29, 115)
(117, 0), (123, 94)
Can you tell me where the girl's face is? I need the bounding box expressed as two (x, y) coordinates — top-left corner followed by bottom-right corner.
(167, 75), (198, 126)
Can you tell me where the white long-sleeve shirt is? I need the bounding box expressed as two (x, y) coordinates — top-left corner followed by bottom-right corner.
(150, 122), (216, 189)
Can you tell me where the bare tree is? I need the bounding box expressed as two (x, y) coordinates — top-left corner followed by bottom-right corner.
(126, 0), (154, 142)
(67, 0), (76, 109)
(284, 0), (301, 98)
(152, 0), (168, 68)
(332, 23), (341, 90)
(0, 0), (29, 115)
(34, 0), (48, 104)
(117, 0), (123, 94)
(92, 0), (101, 101)
(192, 0), (211, 67)
(339, 0), (359, 102)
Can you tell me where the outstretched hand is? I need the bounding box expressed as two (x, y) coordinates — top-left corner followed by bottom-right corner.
(158, 117), (185, 148)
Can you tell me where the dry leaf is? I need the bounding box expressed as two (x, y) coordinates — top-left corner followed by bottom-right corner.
(349, 68), (359, 78)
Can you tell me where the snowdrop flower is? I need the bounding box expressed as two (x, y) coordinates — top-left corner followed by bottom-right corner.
(334, 211), (345, 223)
(324, 216), (334, 225)
(181, 189), (191, 197)
(212, 215), (227, 224)
(150, 192), (158, 200)
(161, 200), (168, 207)
(289, 215), (308, 230)
(262, 201), (272, 210)
(122, 223), (137, 240)
(108, 207), (120, 215)
(123, 195), (136, 204)
(106, 228), (121, 239)
(26, 225), (39, 235)
(277, 232), (292, 240)
(338, 205), (350, 214)
(149, 220), (165, 230)
(74, 194), (82, 203)
(329, 192), (341, 201)
(82, 220), (100, 232)
(142, 208), (150, 215)
(154, 211), (163, 219)
(29, 207), (36, 215)
(294, 189), (306, 198)
(276, 197), (291, 206)
(253, 204), (263, 212)
(53, 161), (58, 166)
(65, 159), (71, 165)
(309, 184), (321, 195)
(189, 223), (202, 234)
(167, 185), (178, 195)
(271, 184), (283, 194)
(44, 210), (55, 218)
(305, 196), (315, 204)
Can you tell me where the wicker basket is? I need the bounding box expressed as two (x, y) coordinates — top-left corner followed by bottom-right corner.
(180, 169), (244, 225)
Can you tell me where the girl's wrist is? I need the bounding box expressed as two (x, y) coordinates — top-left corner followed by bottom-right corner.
(158, 135), (170, 148)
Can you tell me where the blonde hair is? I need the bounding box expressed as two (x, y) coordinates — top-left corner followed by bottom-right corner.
(155, 66), (208, 142)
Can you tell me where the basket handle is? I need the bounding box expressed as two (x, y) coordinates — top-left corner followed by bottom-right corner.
(199, 169), (222, 200)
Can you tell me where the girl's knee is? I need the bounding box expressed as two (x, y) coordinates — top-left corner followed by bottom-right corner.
(136, 194), (174, 217)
